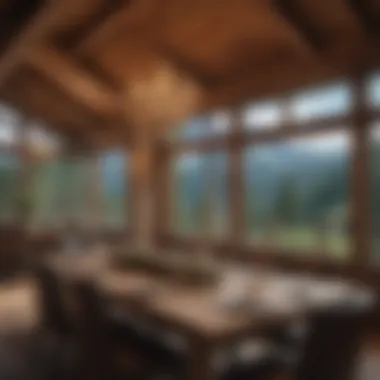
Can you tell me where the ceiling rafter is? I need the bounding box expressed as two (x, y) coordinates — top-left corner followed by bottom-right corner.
(272, 0), (330, 52)
(7, 94), (90, 147)
(0, 0), (69, 87)
(202, 59), (337, 110)
(75, 1), (136, 55)
(348, 0), (380, 36)
(56, 0), (126, 50)
(24, 45), (121, 120)
(5, 64), (111, 136)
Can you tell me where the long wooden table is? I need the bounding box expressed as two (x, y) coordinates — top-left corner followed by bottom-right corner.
(47, 253), (373, 380)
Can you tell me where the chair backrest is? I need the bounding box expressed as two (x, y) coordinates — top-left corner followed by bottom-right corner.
(35, 264), (72, 336)
(73, 282), (110, 351)
(73, 281), (114, 380)
(296, 303), (370, 380)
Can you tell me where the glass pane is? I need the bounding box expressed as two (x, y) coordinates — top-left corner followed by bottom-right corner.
(101, 152), (126, 228)
(31, 159), (64, 227)
(172, 154), (208, 236)
(368, 73), (380, 109)
(245, 130), (352, 260)
(205, 153), (229, 238)
(290, 83), (352, 121)
(170, 112), (230, 141)
(0, 106), (18, 145)
(0, 154), (19, 222)
(36, 158), (88, 227)
(27, 125), (61, 157)
(243, 101), (282, 130)
(372, 122), (380, 261)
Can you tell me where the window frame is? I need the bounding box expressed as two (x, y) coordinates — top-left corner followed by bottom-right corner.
(158, 75), (380, 272)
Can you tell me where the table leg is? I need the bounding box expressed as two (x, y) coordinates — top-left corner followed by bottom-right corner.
(188, 338), (216, 380)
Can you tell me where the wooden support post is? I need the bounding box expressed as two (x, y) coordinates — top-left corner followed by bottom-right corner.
(15, 114), (33, 226)
(229, 109), (245, 242)
(152, 142), (171, 244)
(131, 125), (155, 250)
(86, 153), (102, 230)
(124, 151), (131, 234)
(351, 74), (371, 266)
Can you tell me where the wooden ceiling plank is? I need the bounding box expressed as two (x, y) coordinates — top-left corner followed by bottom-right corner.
(348, 0), (380, 36)
(273, 0), (330, 51)
(202, 59), (338, 110)
(58, 0), (126, 49)
(0, 0), (69, 87)
(24, 45), (121, 119)
(75, 2), (136, 55)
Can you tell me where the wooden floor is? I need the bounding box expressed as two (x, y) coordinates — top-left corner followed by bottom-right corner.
(0, 278), (378, 380)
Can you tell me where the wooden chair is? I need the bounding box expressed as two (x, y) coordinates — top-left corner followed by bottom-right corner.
(73, 281), (155, 380)
(294, 302), (370, 380)
(33, 264), (78, 380)
(35, 264), (73, 335)
(222, 300), (372, 380)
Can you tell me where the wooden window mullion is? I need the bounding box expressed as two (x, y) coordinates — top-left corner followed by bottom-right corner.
(351, 75), (372, 266)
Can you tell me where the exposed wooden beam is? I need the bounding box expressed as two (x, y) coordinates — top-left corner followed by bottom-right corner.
(75, 1), (136, 54)
(0, 0), (68, 87)
(25, 45), (121, 119)
(348, 0), (380, 36)
(157, 45), (217, 88)
(3, 68), (104, 136)
(202, 59), (337, 110)
(0, 0), (44, 53)
(273, 0), (330, 51)
(56, 0), (125, 49)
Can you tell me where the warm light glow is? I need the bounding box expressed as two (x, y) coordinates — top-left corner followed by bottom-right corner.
(27, 125), (61, 160)
(123, 59), (202, 131)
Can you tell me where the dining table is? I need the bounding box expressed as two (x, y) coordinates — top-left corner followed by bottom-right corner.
(46, 251), (374, 380)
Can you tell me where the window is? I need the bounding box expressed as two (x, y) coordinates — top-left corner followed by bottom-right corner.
(172, 154), (208, 236)
(0, 153), (19, 222)
(59, 157), (88, 224)
(31, 157), (87, 228)
(26, 125), (61, 158)
(290, 82), (352, 121)
(0, 106), (19, 146)
(204, 153), (229, 237)
(243, 101), (282, 130)
(169, 112), (230, 141)
(171, 152), (229, 238)
(244, 131), (352, 260)
(368, 73), (380, 109)
(372, 122), (380, 261)
(100, 151), (127, 228)
(31, 159), (64, 227)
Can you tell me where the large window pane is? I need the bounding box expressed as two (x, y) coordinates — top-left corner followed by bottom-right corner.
(0, 106), (19, 146)
(243, 101), (282, 130)
(31, 157), (87, 227)
(170, 112), (230, 141)
(26, 125), (61, 158)
(172, 154), (208, 236)
(31, 159), (64, 227)
(172, 153), (229, 238)
(205, 153), (229, 238)
(0, 154), (19, 222)
(372, 122), (380, 261)
(368, 73), (380, 109)
(290, 83), (352, 121)
(245, 130), (352, 260)
(100, 151), (127, 228)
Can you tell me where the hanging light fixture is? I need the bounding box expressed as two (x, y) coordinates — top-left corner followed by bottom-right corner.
(123, 58), (202, 131)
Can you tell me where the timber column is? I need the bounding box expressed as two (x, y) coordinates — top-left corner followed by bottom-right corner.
(131, 124), (155, 250)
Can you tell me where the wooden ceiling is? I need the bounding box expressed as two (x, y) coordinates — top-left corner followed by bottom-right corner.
(0, 0), (379, 148)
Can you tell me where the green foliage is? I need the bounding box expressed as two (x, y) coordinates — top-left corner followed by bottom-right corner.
(273, 174), (299, 226)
